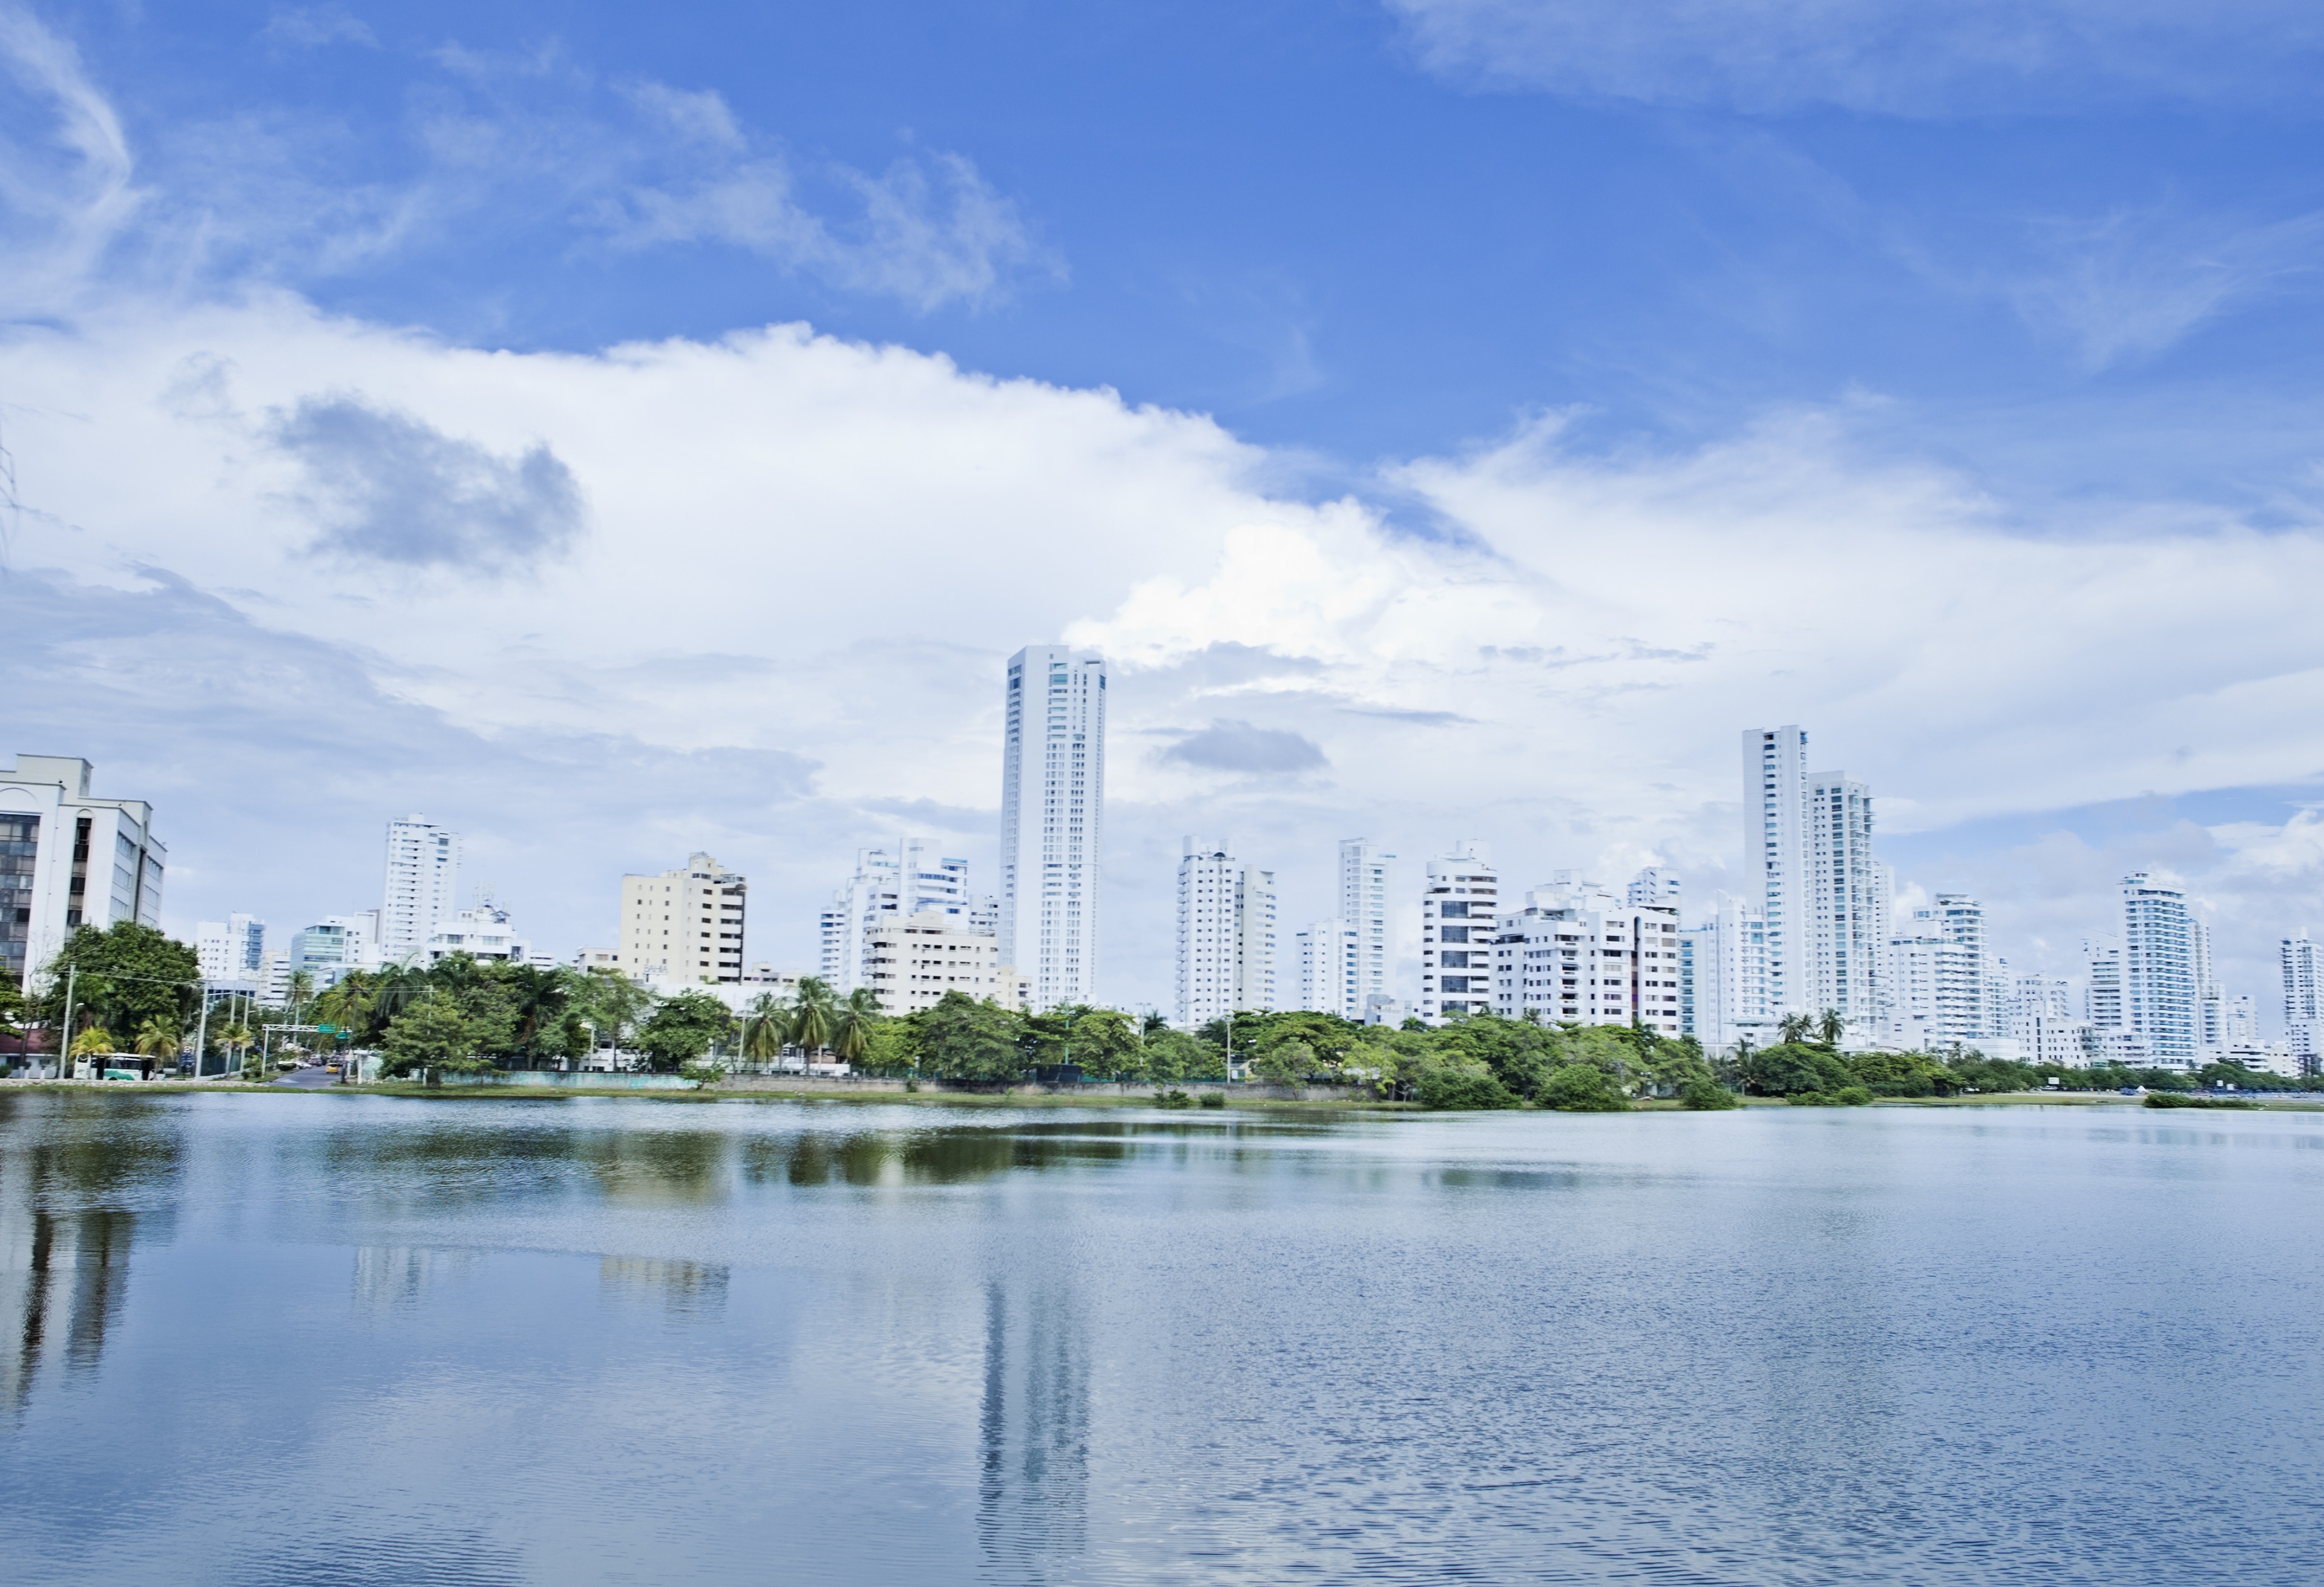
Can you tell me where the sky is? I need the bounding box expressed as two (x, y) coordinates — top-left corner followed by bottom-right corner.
(4, 0), (2324, 1022)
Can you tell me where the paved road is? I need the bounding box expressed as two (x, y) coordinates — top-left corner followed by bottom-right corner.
(273, 1066), (345, 1089)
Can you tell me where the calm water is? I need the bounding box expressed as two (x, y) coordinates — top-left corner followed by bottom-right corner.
(2, 1091), (2320, 1586)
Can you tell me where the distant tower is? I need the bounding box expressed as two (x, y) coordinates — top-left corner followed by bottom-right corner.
(380, 815), (459, 964)
(999, 647), (1107, 1011)
(1339, 839), (1393, 1014)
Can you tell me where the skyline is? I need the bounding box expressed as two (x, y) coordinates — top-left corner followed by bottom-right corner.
(4, 2), (2322, 1019)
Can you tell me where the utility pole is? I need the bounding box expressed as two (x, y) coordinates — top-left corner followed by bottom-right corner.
(58, 964), (76, 1081)
(192, 980), (209, 1079)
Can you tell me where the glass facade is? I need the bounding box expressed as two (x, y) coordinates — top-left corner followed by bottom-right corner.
(0, 813), (36, 980)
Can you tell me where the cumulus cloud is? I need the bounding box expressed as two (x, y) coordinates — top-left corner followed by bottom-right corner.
(269, 395), (586, 570)
(1160, 721), (1330, 775)
(1387, 0), (2324, 116)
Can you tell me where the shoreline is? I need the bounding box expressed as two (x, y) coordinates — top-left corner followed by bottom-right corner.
(6, 1080), (2323, 1112)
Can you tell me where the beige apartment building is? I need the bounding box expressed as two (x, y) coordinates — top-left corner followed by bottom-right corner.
(865, 910), (1014, 1016)
(619, 853), (746, 985)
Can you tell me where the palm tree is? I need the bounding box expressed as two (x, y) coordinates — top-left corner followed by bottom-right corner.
(285, 969), (316, 1023)
(830, 988), (881, 1066)
(741, 993), (787, 1067)
(786, 978), (836, 1065)
(1777, 1012), (1815, 1046)
(504, 964), (570, 1070)
(1816, 1008), (1845, 1047)
(133, 1014), (181, 1066)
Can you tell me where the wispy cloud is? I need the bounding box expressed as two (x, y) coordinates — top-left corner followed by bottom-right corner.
(259, 5), (379, 51)
(0, 16), (1055, 317)
(2007, 206), (2324, 370)
(1387, 0), (2324, 116)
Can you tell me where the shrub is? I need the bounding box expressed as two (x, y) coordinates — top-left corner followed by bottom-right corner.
(1154, 1088), (1193, 1109)
(1833, 1085), (1874, 1106)
(1538, 1063), (1628, 1112)
(1416, 1062), (1519, 1111)
(1198, 1092), (1227, 1109)
(1678, 1077), (1740, 1110)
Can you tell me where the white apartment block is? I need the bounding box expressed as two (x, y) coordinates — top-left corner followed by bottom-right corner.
(0, 755), (165, 991)
(2120, 872), (2197, 1065)
(1883, 934), (1944, 1051)
(381, 815), (459, 965)
(1901, 894), (2006, 1042)
(818, 841), (984, 994)
(2226, 993), (2258, 1046)
(195, 913), (267, 988)
(427, 903), (528, 965)
(2008, 974), (2093, 1067)
(2085, 937), (2124, 1031)
(619, 853), (747, 985)
(1296, 919), (1361, 1018)
(1489, 874), (1684, 1037)
(1743, 728), (1886, 1036)
(999, 646), (1106, 1012)
(1175, 838), (1275, 1026)
(1418, 840), (1497, 1020)
(2284, 931), (2322, 1071)
(866, 910), (1005, 1016)
(1680, 891), (1773, 1053)
(1339, 838), (1394, 1011)
(1627, 866), (1682, 916)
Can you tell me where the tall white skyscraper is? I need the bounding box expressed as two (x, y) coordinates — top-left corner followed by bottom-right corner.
(2120, 873), (2197, 1064)
(1338, 839), (1394, 1013)
(381, 815), (459, 964)
(2283, 930), (2322, 1069)
(999, 646), (1106, 1011)
(1176, 840), (1274, 1026)
(1419, 840), (1497, 1021)
(1627, 866), (1681, 916)
(1743, 726), (1883, 1035)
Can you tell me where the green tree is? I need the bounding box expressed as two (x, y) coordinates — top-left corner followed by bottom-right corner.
(382, 995), (481, 1078)
(36, 921), (200, 1048)
(1540, 1062), (1630, 1111)
(1678, 1076), (1740, 1109)
(1414, 1056), (1517, 1109)
(830, 988), (883, 1066)
(569, 966), (654, 1057)
(786, 978), (836, 1057)
(741, 992), (789, 1064)
(907, 991), (1024, 1082)
(1741, 1042), (1854, 1097)
(1139, 1027), (1208, 1082)
(501, 964), (574, 1067)
(71, 1025), (119, 1058)
(1252, 1039), (1318, 1083)
(638, 991), (734, 1072)
(133, 1014), (181, 1061)
(1067, 1007), (1140, 1076)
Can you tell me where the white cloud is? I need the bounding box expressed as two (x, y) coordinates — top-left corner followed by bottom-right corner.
(1387, 0), (2324, 116)
(0, 16), (1052, 316)
(260, 5), (379, 50)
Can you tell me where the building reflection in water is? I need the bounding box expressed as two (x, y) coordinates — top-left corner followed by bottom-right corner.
(352, 1246), (480, 1310)
(3, 1208), (138, 1412)
(978, 1278), (1089, 1584)
(599, 1256), (729, 1321)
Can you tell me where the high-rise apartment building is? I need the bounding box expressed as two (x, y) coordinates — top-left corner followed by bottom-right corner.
(0, 755), (165, 991)
(1488, 873), (1684, 1037)
(818, 841), (984, 994)
(1295, 919), (1361, 1018)
(289, 913), (379, 990)
(1742, 728), (1884, 1036)
(1174, 838), (1275, 1027)
(2284, 931), (2322, 1071)
(999, 646), (1106, 1011)
(1418, 840), (1497, 1020)
(195, 913), (267, 988)
(1681, 891), (1773, 1053)
(1339, 839), (1394, 1012)
(619, 853), (747, 985)
(2085, 937), (2124, 1030)
(381, 815), (459, 965)
(2008, 973), (2092, 1067)
(2120, 872), (2197, 1065)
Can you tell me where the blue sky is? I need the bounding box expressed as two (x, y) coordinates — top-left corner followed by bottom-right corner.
(5, 0), (2324, 1017)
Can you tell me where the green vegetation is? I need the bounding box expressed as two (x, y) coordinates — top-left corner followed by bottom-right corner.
(2145, 1092), (2260, 1110)
(24, 921), (203, 1059)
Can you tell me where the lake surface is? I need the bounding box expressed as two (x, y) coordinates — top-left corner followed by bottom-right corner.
(2, 1090), (2320, 1586)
